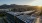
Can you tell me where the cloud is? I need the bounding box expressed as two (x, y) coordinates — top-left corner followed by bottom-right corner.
(29, 0), (42, 6)
(0, 0), (35, 5)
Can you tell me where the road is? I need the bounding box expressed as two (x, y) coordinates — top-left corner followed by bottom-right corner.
(35, 17), (40, 23)
(39, 16), (42, 23)
(35, 16), (42, 23)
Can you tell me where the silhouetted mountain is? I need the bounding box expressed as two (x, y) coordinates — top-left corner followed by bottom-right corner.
(0, 4), (30, 9)
(0, 4), (38, 12)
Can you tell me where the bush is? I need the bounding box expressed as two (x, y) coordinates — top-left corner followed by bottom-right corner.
(0, 12), (6, 17)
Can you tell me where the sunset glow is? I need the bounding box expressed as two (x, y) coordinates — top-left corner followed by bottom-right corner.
(30, 0), (42, 6)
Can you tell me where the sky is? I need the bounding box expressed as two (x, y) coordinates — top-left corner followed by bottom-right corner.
(0, 0), (42, 6)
